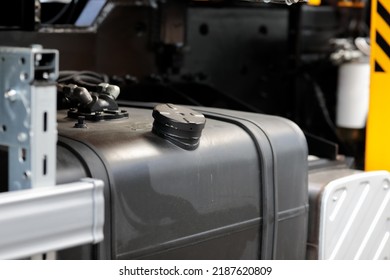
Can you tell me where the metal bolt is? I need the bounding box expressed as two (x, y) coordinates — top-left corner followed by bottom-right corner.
(35, 53), (42, 62)
(30, 44), (43, 50)
(23, 170), (31, 180)
(74, 116), (87, 128)
(17, 132), (28, 142)
(5, 89), (17, 102)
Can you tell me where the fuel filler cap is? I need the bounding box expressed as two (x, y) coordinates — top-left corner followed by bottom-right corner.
(152, 103), (206, 150)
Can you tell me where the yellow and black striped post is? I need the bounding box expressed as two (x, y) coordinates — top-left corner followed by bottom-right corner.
(366, 0), (390, 170)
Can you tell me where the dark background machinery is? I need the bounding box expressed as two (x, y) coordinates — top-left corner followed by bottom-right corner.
(0, 0), (371, 168)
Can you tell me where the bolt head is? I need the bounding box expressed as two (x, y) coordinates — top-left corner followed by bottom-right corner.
(23, 170), (31, 179)
(5, 89), (17, 101)
(17, 132), (28, 142)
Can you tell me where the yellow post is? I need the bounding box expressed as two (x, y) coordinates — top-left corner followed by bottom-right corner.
(366, 0), (390, 170)
(308, 0), (321, 6)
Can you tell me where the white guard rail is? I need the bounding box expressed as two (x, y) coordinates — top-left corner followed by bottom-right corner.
(0, 178), (104, 260)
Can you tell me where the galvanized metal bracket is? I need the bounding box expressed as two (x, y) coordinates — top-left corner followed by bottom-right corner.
(0, 45), (58, 190)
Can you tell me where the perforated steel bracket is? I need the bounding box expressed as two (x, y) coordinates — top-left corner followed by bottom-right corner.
(0, 45), (58, 191)
(0, 178), (105, 260)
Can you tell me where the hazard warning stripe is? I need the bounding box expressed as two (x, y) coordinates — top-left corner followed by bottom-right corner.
(376, 31), (390, 60)
(366, 0), (390, 171)
(373, 41), (390, 72)
(375, 61), (384, 72)
(378, 0), (390, 16)
(371, 32), (390, 74)
(377, 1), (390, 27)
(374, 1), (390, 72)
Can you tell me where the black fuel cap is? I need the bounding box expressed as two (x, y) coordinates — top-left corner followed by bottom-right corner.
(152, 103), (206, 150)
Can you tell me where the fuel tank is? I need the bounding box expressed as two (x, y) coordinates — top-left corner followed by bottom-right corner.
(56, 103), (308, 260)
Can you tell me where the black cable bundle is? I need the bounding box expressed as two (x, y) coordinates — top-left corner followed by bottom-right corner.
(58, 70), (109, 90)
